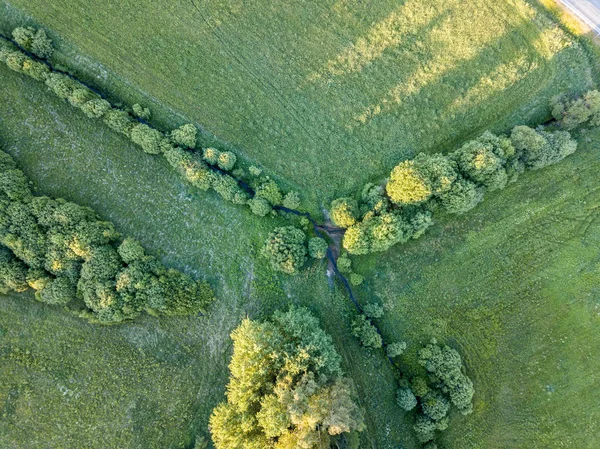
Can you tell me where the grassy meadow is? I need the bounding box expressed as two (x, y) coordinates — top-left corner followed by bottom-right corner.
(354, 127), (600, 448)
(0, 0), (596, 204)
(0, 62), (410, 449)
(1, 0), (600, 448)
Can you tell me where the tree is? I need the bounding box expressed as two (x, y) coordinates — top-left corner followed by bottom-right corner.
(80, 98), (111, 119)
(0, 246), (29, 293)
(249, 196), (272, 216)
(553, 90), (600, 129)
(396, 387), (417, 411)
(261, 226), (307, 275)
(351, 314), (382, 349)
(210, 307), (364, 449)
(13, 27), (53, 59)
(362, 302), (384, 319)
(511, 126), (577, 170)
(203, 147), (220, 165)
(308, 237), (328, 259)
(349, 272), (363, 286)
(117, 237), (145, 263)
(386, 154), (457, 205)
(330, 197), (359, 228)
(452, 132), (508, 191)
(44, 72), (77, 99)
(387, 341), (407, 358)
(38, 276), (75, 305)
(130, 123), (164, 154)
(282, 191), (301, 209)
(170, 123), (197, 148)
(164, 147), (213, 191)
(217, 151), (237, 171)
(103, 108), (135, 136)
(132, 103), (151, 120)
(255, 178), (283, 206)
(437, 178), (483, 215)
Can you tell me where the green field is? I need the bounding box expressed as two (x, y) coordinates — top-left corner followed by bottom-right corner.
(0, 0), (596, 203)
(1, 0), (600, 448)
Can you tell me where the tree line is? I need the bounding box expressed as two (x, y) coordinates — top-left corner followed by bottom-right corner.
(0, 27), (301, 220)
(0, 149), (214, 323)
(328, 90), (598, 256)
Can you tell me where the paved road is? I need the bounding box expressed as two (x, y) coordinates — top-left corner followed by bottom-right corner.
(559, 0), (600, 34)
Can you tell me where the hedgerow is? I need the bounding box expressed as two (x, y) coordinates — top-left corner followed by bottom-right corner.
(336, 96), (583, 255)
(0, 149), (214, 323)
(0, 28), (301, 219)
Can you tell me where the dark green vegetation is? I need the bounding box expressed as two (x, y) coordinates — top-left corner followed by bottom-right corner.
(0, 150), (213, 323)
(0, 0), (596, 203)
(210, 307), (364, 449)
(1, 0), (600, 448)
(340, 124), (578, 255)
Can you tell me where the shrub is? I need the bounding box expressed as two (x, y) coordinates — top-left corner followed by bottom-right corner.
(170, 123), (197, 148)
(80, 98), (111, 119)
(68, 87), (94, 108)
(12, 27), (53, 58)
(130, 123), (164, 154)
(387, 341), (407, 358)
(202, 147), (220, 165)
(261, 226), (307, 275)
(255, 178), (283, 205)
(132, 103), (151, 120)
(44, 72), (77, 99)
(351, 273), (364, 287)
(387, 153), (457, 205)
(282, 191), (301, 209)
(553, 90), (600, 129)
(330, 197), (359, 228)
(396, 387), (417, 411)
(308, 237), (328, 259)
(217, 151), (236, 170)
(511, 126), (576, 170)
(351, 314), (382, 349)
(249, 196), (272, 216)
(12, 27), (36, 50)
(248, 165), (262, 176)
(211, 173), (249, 205)
(210, 307), (364, 448)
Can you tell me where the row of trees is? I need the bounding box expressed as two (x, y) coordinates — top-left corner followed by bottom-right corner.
(0, 27), (301, 219)
(210, 307), (365, 449)
(396, 341), (475, 446)
(0, 150), (214, 323)
(331, 99), (583, 254)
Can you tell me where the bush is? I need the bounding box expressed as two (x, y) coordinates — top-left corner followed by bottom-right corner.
(130, 123), (164, 154)
(387, 153), (457, 205)
(511, 126), (576, 170)
(282, 191), (301, 209)
(210, 307), (364, 448)
(249, 196), (272, 216)
(170, 123), (197, 148)
(261, 226), (306, 275)
(80, 98), (111, 119)
(217, 151), (236, 171)
(164, 147), (213, 191)
(44, 72), (77, 99)
(211, 173), (249, 205)
(351, 314), (382, 349)
(387, 341), (407, 358)
(553, 90), (600, 129)
(330, 197), (359, 228)
(132, 103), (151, 120)
(336, 252), (352, 273)
(308, 237), (328, 259)
(396, 387), (417, 411)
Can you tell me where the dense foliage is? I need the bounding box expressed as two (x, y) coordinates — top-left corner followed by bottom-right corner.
(396, 341), (474, 446)
(261, 226), (307, 275)
(0, 149), (213, 323)
(210, 307), (365, 448)
(337, 104), (581, 254)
